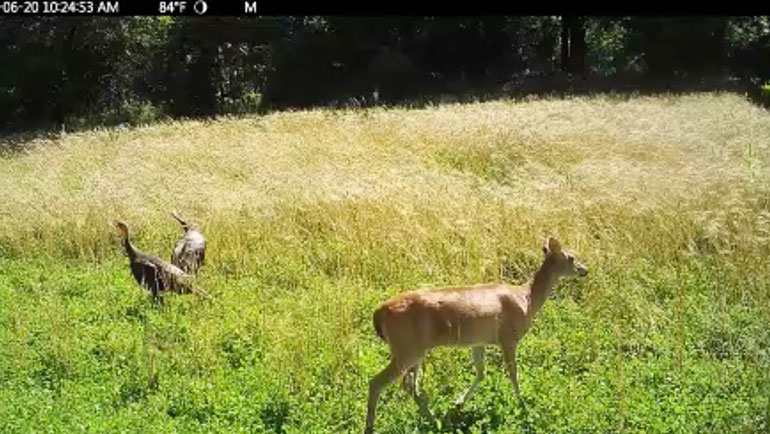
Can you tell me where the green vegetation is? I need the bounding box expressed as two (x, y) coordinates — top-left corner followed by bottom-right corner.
(3, 16), (770, 130)
(1, 93), (769, 433)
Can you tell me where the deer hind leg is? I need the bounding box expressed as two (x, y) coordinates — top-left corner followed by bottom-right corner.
(452, 346), (486, 409)
(365, 350), (426, 434)
(401, 361), (434, 421)
(364, 359), (403, 434)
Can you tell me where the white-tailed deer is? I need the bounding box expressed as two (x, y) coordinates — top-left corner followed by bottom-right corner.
(363, 237), (587, 434)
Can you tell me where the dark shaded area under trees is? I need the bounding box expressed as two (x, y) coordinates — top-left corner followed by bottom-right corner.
(1, 16), (769, 133)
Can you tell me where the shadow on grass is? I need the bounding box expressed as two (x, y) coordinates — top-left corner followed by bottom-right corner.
(411, 394), (535, 433)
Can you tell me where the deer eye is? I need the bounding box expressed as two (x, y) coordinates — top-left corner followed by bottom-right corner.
(568, 256), (574, 263)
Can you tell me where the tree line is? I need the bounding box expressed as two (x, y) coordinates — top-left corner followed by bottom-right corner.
(1, 16), (768, 131)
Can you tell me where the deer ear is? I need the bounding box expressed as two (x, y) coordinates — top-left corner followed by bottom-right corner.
(546, 237), (562, 254)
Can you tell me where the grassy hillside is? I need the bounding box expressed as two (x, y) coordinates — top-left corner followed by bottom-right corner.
(1, 93), (769, 433)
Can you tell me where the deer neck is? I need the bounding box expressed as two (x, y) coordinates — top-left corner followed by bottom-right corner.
(526, 258), (559, 318)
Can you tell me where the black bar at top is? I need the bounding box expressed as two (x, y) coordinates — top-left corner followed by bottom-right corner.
(112, 2), (594, 15)
(122, 1), (262, 16)
(0, 1), (645, 17)
(0, 2), (741, 16)
(0, 1), (264, 16)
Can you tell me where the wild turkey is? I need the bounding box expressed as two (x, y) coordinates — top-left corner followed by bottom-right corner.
(170, 211), (205, 274)
(115, 220), (195, 298)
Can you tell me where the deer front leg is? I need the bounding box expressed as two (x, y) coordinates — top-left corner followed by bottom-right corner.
(502, 343), (522, 402)
(452, 346), (486, 409)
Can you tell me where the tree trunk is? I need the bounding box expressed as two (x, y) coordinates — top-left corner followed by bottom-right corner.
(570, 18), (586, 75)
(560, 16), (587, 75)
(560, 17), (570, 72)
